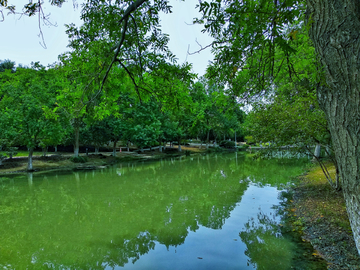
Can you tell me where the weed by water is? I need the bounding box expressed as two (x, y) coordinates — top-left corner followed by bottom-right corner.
(70, 156), (88, 163)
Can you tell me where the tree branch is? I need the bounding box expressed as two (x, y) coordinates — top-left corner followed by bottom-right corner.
(130, 14), (144, 75)
(187, 39), (233, 55)
(117, 59), (142, 104)
(99, 0), (147, 98)
(118, 0), (147, 25)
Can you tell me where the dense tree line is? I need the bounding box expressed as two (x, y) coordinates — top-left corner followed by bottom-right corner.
(0, 59), (245, 170)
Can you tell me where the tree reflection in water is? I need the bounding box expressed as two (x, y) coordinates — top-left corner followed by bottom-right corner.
(240, 211), (294, 270)
(240, 208), (328, 270)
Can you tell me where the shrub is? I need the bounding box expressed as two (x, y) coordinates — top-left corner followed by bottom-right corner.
(6, 147), (18, 159)
(219, 140), (236, 148)
(0, 153), (5, 166)
(244, 136), (255, 145)
(70, 156), (88, 163)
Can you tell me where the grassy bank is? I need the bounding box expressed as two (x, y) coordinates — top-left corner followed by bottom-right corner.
(0, 146), (208, 175)
(290, 161), (360, 269)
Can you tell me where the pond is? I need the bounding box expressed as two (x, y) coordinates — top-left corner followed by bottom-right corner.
(0, 153), (327, 269)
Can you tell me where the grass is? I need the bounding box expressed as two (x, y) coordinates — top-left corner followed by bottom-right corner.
(289, 160), (360, 269)
(299, 162), (350, 231)
(0, 151), (44, 157)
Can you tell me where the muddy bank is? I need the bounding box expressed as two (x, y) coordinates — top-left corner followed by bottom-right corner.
(289, 164), (360, 269)
(0, 147), (206, 176)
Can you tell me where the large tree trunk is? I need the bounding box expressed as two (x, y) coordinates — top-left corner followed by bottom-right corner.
(307, 0), (360, 254)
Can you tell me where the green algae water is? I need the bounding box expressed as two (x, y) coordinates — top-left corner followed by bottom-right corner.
(0, 153), (327, 269)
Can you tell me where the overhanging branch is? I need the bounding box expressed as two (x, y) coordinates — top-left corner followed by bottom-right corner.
(100, 0), (147, 95)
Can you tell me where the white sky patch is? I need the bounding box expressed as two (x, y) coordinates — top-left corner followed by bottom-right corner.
(160, 0), (214, 76)
(1, 0), (213, 76)
(0, 0), (82, 67)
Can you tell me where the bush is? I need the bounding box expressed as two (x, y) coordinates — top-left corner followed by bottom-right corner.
(236, 144), (247, 150)
(244, 136), (255, 145)
(6, 147), (18, 159)
(70, 156), (88, 163)
(0, 153), (5, 166)
(219, 140), (236, 148)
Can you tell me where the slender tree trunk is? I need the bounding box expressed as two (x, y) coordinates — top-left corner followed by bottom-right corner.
(54, 146), (57, 153)
(307, 0), (360, 254)
(42, 147), (47, 157)
(27, 147), (34, 171)
(206, 129), (210, 149)
(314, 144), (321, 159)
(234, 131), (237, 148)
(178, 137), (182, 152)
(112, 141), (117, 156)
(95, 146), (100, 154)
(74, 122), (80, 157)
(159, 140), (162, 152)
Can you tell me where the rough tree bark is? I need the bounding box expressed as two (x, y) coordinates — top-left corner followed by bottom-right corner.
(307, 0), (360, 254)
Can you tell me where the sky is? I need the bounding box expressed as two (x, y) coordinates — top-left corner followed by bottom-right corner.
(0, 0), (214, 76)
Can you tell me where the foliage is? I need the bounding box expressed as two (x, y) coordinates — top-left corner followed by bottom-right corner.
(123, 100), (162, 149)
(69, 156), (88, 163)
(219, 140), (236, 149)
(197, 0), (307, 100)
(0, 64), (67, 169)
(0, 59), (15, 72)
(244, 87), (328, 148)
(189, 78), (245, 143)
(244, 136), (255, 145)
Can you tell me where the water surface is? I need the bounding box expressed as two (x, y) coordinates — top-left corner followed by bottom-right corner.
(0, 153), (326, 269)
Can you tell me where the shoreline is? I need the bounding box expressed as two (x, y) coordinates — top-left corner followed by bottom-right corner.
(288, 163), (360, 269)
(0, 146), (208, 176)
